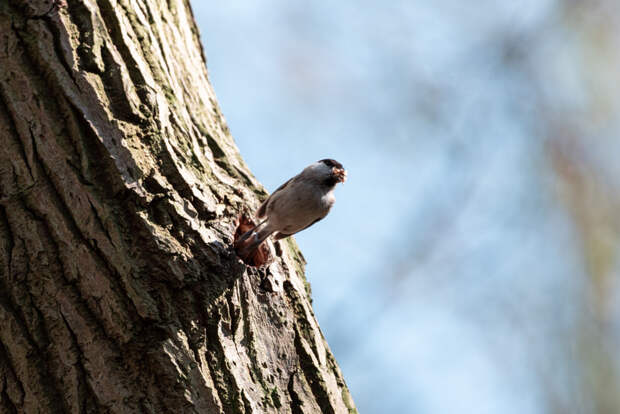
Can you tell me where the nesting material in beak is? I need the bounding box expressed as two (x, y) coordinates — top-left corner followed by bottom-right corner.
(333, 168), (347, 183)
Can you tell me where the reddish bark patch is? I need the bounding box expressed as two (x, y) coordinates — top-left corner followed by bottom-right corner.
(233, 214), (271, 267)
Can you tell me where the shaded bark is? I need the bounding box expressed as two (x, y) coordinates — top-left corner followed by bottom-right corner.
(0, 0), (356, 413)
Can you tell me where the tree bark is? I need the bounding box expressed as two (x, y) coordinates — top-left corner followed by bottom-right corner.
(0, 1), (357, 413)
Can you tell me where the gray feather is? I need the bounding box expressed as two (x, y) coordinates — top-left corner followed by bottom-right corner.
(257, 176), (294, 218)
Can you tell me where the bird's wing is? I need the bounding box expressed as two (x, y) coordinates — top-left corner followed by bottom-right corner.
(256, 176), (294, 218)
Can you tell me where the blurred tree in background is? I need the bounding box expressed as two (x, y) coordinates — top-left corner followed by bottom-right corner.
(545, 1), (620, 412)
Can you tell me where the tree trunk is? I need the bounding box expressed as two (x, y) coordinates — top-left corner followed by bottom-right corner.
(0, 1), (357, 413)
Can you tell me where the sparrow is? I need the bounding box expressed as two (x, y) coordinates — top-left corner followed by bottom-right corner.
(235, 159), (347, 262)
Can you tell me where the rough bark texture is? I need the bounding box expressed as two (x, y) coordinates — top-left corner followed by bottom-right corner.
(0, 1), (357, 413)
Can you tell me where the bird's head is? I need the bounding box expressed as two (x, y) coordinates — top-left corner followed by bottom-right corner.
(310, 158), (347, 186)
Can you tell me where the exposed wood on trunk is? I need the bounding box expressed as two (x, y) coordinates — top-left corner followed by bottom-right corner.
(0, 0), (356, 412)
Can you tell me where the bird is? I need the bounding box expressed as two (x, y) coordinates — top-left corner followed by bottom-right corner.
(235, 159), (347, 263)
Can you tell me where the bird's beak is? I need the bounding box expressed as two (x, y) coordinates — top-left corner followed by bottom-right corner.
(333, 168), (347, 183)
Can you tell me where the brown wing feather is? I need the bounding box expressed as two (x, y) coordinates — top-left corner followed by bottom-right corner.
(256, 199), (269, 219)
(257, 176), (294, 218)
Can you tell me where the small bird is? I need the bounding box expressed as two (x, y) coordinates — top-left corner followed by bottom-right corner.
(235, 159), (347, 262)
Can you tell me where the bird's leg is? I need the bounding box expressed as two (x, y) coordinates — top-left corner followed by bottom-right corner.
(236, 224), (273, 259)
(236, 218), (268, 245)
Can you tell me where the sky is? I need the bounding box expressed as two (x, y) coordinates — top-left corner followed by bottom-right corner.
(191, 2), (615, 413)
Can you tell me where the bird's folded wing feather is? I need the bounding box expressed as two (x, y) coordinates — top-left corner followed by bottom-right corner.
(257, 176), (294, 218)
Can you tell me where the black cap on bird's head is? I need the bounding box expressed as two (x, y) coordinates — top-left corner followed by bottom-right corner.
(318, 159), (344, 169)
